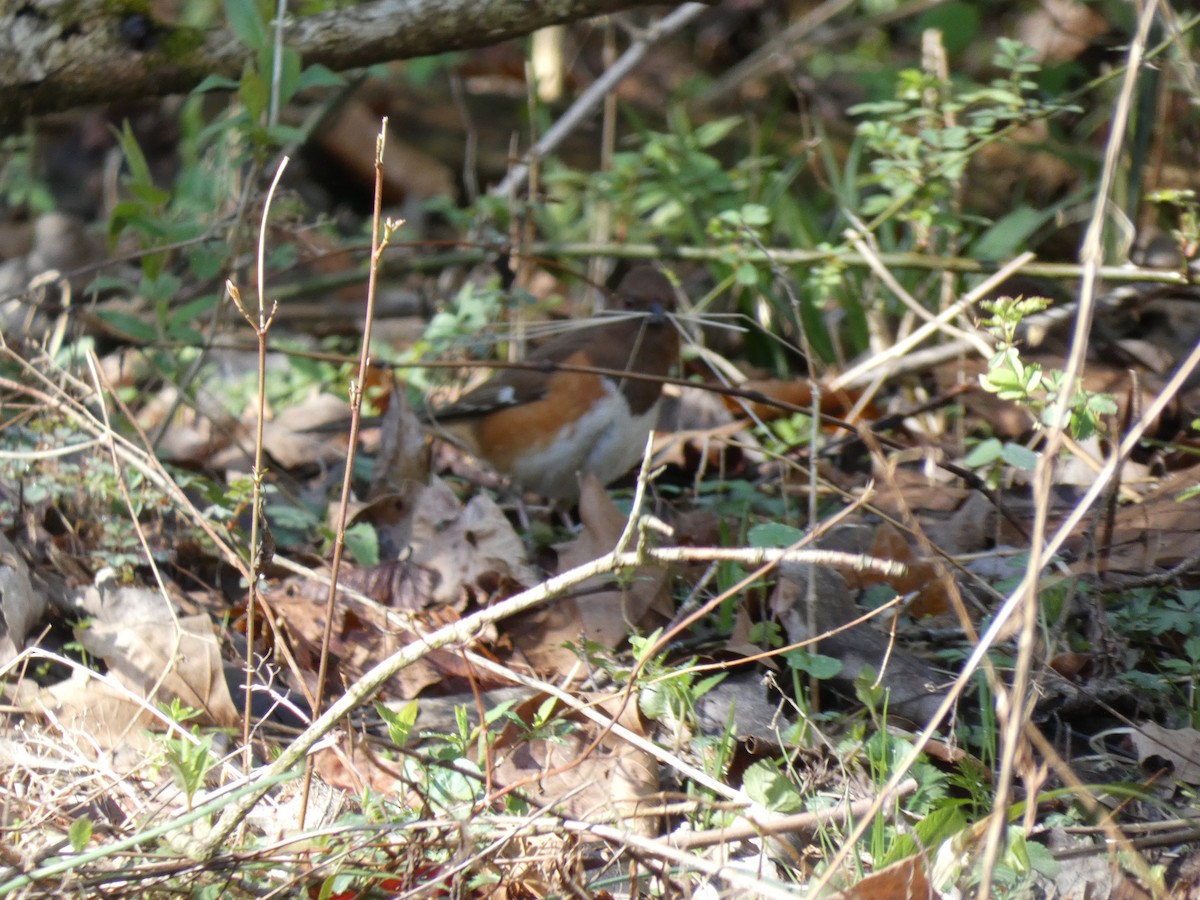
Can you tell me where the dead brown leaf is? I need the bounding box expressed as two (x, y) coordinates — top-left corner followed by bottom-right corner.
(1068, 467), (1200, 576)
(30, 668), (159, 756)
(830, 853), (931, 899)
(842, 521), (957, 619)
(489, 691), (659, 832)
(73, 585), (239, 729)
(409, 477), (538, 609)
(261, 392), (357, 469)
(721, 378), (879, 424)
(316, 99), (456, 205)
(367, 387), (430, 498)
(21, 585), (237, 756)
(266, 574), (481, 701)
(507, 475), (670, 673)
(1130, 723), (1200, 784)
(311, 733), (406, 796)
(1017, 0), (1108, 62)
(771, 562), (947, 726)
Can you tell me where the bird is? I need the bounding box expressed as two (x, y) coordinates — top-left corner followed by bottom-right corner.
(423, 266), (680, 500)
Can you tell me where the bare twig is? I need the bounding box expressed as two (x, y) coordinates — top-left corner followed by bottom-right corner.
(978, 2), (1161, 893)
(227, 157), (287, 774)
(808, 4), (1177, 893)
(493, 3), (708, 198)
(826, 251), (1033, 391)
(299, 120), (400, 827)
(196, 537), (902, 853)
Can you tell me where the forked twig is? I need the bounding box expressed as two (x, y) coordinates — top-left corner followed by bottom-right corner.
(196, 537), (902, 853)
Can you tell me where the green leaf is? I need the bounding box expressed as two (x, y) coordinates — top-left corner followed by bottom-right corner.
(264, 123), (308, 145)
(95, 309), (158, 342)
(114, 121), (154, 186)
(693, 672), (727, 699)
(343, 522), (380, 566)
(107, 200), (146, 242)
(743, 760), (806, 813)
(913, 800), (968, 848)
(964, 436), (1003, 468)
(169, 294), (219, 326)
(296, 63), (344, 91)
(1000, 442), (1039, 471)
(193, 74), (240, 94)
(239, 70), (269, 122)
(638, 681), (669, 721)
(1025, 837), (1060, 878)
(226, 0), (267, 50)
(85, 274), (134, 295)
(747, 522), (806, 548)
(129, 182), (171, 207)
(142, 271), (181, 302)
(166, 320), (206, 344)
(1184, 635), (1200, 663)
(531, 695), (557, 729)
(849, 100), (908, 118)
(188, 247), (226, 280)
(972, 206), (1047, 261)
(783, 648), (843, 680)
(258, 45), (303, 107)
(735, 261), (759, 286)
(747, 620), (783, 648)
(376, 700), (419, 748)
(269, 503), (319, 533)
(738, 203), (771, 227)
(484, 698), (517, 726)
(1177, 484), (1200, 502)
(68, 816), (93, 852)
(915, 2), (980, 55)
(693, 116), (741, 147)
(1023, 364), (1044, 394)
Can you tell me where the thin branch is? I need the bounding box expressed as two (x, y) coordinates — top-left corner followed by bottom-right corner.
(196, 538), (902, 853)
(978, 0), (1160, 892)
(493, 2), (708, 197)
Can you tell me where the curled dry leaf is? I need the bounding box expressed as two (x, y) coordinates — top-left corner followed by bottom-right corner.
(367, 386), (430, 498)
(312, 733), (407, 798)
(720, 378), (879, 425)
(30, 668), (160, 758)
(266, 476), (534, 702)
(317, 99), (456, 205)
(1067, 468), (1200, 577)
(259, 392), (361, 470)
(829, 852), (931, 900)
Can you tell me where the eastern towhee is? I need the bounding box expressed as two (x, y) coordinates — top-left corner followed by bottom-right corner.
(424, 266), (680, 500)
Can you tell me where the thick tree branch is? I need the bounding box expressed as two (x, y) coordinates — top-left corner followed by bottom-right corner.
(0, 0), (690, 127)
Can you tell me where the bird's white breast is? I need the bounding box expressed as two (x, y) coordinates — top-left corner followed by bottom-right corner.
(507, 379), (660, 499)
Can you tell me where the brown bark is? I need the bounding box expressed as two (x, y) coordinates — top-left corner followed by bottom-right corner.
(0, 0), (690, 127)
